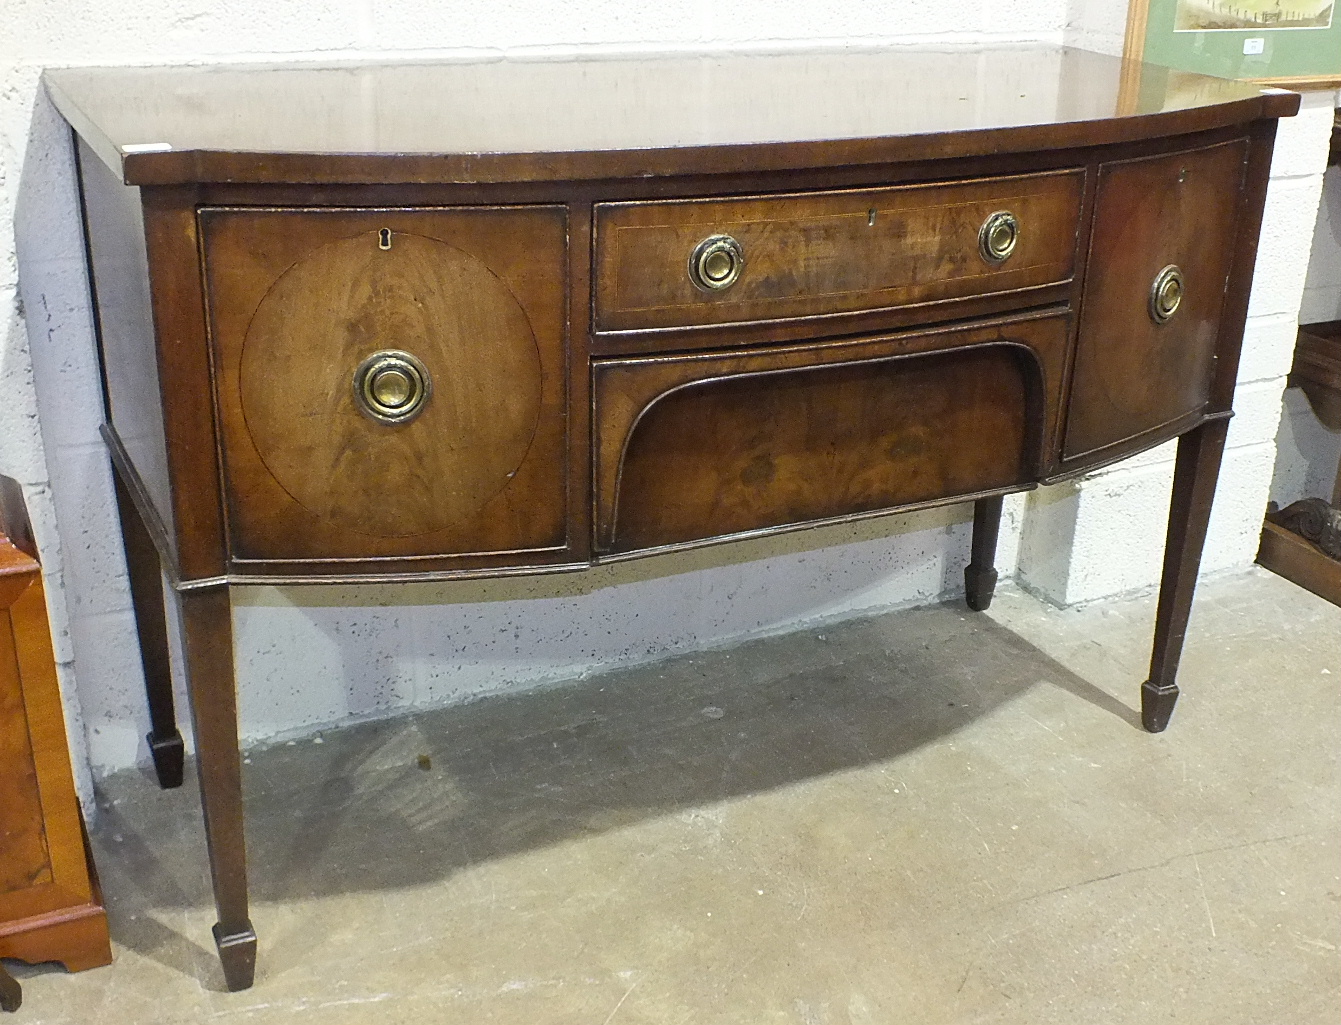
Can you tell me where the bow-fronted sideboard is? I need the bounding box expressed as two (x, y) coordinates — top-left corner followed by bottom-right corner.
(44, 46), (1298, 990)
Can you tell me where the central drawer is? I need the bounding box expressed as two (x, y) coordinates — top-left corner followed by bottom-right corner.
(593, 170), (1084, 333)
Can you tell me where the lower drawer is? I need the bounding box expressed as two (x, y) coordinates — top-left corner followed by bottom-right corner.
(593, 314), (1070, 554)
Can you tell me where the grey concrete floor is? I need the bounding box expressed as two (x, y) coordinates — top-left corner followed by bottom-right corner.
(6, 569), (1340, 1024)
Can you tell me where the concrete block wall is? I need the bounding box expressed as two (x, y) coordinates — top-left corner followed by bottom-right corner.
(1272, 156), (1341, 508)
(1, 0), (1329, 789)
(1015, 92), (1337, 606)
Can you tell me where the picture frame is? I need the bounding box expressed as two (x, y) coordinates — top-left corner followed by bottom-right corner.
(1125, 0), (1341, 89)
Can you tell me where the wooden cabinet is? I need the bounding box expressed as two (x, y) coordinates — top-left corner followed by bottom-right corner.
(44, 46), (1296, 990)
(0, 478), (112, 1000)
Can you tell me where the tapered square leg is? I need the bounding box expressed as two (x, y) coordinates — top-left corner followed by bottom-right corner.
(112, 471), (184, 789)
(177, 586), (256, 991)
(965, 495), (1004, 612)
(1142, 420), (1228, 733)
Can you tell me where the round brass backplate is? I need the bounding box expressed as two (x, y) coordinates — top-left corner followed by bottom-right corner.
(353, 350), (432, 424)
(1149, 265), (1184, 324)
(688, 234), (745, 291)
(978, 210), (1019, 264)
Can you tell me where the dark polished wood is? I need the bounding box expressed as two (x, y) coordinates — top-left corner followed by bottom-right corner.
(1142, 419), (1229, 732)
(76, 138), (177, 554)
(1289, 321), (1341, 436)
(593, 171), (1083, 332)
(1259, 519), (1341, 607)
(965, 496), (1005, 612)
(47, 47), (1296, 990)
(42, 48), (1295, 186)
(177, 587), (254, 992)
(112, 472), (183, 789)
(594, 313), (1064, 553)
(0, 477), (112, 984)
(1064, 140), (1247, 462)
(1269, 499), (1341, 559)
(0, 962), (18, 1012)
(201, 205), (570, 567)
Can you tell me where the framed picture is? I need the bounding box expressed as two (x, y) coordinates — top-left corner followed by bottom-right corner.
(1125, 1), (1341, 89)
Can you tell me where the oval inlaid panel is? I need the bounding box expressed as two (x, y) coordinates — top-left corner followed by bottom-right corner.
(239, 231), (542, 537)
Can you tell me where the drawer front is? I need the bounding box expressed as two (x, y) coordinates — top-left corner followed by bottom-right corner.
(1063, 140), (1248, 461)
(201, 206), (569, 566)
(594, 313), (1071, 554)
(593, 171), (1083, 333)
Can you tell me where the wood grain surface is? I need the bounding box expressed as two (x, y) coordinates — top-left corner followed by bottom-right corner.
(0, 567), (52, 896)
(76, 138), (177, 555)
(1064, 140), (1247, 460)
(595, 313), (1068, 553)
(41, 48), (1297, 186)
(594, 172), (1083, 332)
(0, 483), (110, 971)
(202, 206), (570, 564)
(238, 230), (542, 537)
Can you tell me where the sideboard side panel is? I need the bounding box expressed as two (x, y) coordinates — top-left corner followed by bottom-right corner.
(76, 138), (177, 562)
(1208, 118), (1280, 412)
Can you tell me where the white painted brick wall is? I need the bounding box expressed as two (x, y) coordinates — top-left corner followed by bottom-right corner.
(1061, 0), (1130, 55)
(1272, 154), (1341, 510)
(1017, 92), (1336, 607)
(1300, 166), (1341, 324)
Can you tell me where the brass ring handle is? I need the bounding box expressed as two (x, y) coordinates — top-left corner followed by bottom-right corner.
(688, 234), (745, 291)
(1149, 265), (1184, 324)
(978, 210), (1019, 264)
(353, 350), (432, 424)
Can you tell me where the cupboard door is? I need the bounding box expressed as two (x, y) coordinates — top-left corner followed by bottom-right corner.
(1064, 141), (1247, 461)
(201, 206), (570, 567)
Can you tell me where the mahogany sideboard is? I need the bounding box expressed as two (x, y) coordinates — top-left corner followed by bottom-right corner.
(43, 46), (1298, 990)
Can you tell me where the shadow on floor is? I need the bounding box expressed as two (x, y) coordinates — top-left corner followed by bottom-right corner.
(90, 599), (1142, 978)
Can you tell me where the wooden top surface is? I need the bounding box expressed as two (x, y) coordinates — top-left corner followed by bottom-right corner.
(45, 45), (1299, 186)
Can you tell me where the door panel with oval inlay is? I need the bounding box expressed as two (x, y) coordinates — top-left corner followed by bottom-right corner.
(202, 206), (569, 564)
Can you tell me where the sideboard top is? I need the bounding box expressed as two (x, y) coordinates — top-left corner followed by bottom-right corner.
(45, 45), (1299, 187)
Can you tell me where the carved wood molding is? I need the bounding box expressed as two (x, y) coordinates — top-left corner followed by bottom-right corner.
(1268, 499), (1341, 561)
